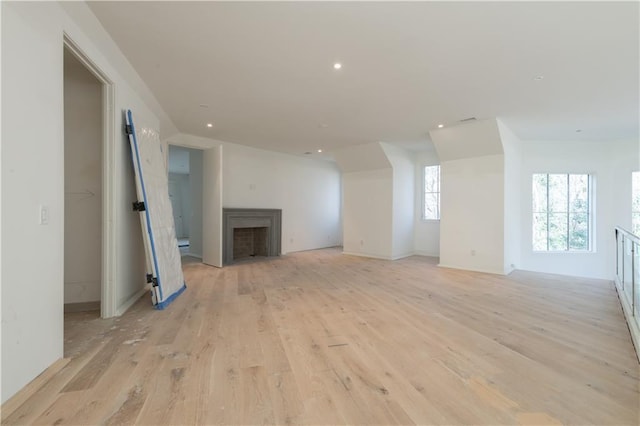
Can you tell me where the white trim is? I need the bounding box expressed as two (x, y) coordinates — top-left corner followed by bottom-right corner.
(63, 35), (117, 319)
(342, 251), (416, 261)
(116, 287), (148, 317)
(390, 252), (415, 260)
(413, 250), (440, 258)
(437, 263), (507, 276)
(342, 251), (394, 261)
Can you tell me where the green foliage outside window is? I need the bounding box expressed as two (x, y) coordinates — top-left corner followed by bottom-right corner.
(532, 173), (591, 251)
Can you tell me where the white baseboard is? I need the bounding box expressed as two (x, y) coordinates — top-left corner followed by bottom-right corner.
(390, 252), (415, 260)
(342, 251), (393, 261)
(343, 251), (437, 261)
(437, 263), (507, 276)
(413, 250), (440, 258)
(116, 286), (148, 316)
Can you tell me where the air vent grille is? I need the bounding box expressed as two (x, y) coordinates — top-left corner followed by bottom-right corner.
(459, 117), (477, 122)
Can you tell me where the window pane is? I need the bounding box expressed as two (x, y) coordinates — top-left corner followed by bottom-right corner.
(424, 193), (439, 220)
(548, 212), (568, 250)
(548, 174), (568, 213)
(532, 174), (547, 213)
(532, 173), (592, 252)
(633, 172), (640, 236)
(633, 213), (640, 236)
(424, 166), (440, 220)
(569, 212), (589, 250)
(424, 166), (439, 192)
(569, 174), (588, 213)
(533, 213), (548, 251)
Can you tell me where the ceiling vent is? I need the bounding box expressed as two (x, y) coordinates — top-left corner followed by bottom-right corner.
(459, 117), (477, 123)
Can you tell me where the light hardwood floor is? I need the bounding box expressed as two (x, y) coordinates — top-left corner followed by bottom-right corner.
(2, 248), (639, 425)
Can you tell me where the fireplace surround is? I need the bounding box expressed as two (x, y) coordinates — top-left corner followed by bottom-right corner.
(222, 208), (282, 265)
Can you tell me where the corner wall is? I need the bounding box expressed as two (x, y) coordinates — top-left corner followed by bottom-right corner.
(334, 142), (394, 259)
(431, 119), (507, 274)
(381, 143), (415, 259)
(342, 168), (394, 258)
(1, 1), (173, 403)
(498, 120), (523, 273)
(439, 154), (506, 274)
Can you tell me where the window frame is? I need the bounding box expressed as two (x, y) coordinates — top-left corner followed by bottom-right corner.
(632, 171), (640, 236)
(422, 164), (441, 221)
(531, 172), (594, 253)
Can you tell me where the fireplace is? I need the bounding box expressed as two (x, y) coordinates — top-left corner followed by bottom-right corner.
(233, 227), (268, 260)
(223, 208), (282, 265)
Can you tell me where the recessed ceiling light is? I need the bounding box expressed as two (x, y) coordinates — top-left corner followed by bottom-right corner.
(576, 129), (582, 132)
(533, 75), (544, 81)
(319, 123), (329, 128)
(206, 123), (213, 128)
(304, 151), (312, 155)
(317, 149), (323, 153)
(199, 104), (209, 108)
(437, 124), (444, 128)
(333, 63), (342, 70)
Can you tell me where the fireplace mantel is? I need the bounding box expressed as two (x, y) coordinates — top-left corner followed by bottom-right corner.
(222, 208), (282, 265)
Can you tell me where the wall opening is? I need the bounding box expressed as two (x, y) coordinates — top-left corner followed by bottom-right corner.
(168, 145), (204, 263)
(63, 35), (116, 322)
(63, 45), (104, 327)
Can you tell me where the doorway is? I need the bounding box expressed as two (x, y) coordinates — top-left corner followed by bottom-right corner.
(62, 37), (116, 322)
(168, 145), (204, 262)
(63, 47), (103, 315)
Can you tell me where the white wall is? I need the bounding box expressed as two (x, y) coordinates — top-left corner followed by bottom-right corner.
(381, 143), (415, 259)
(342, 169), (394, 258)
(1, 1), (173, 403)
(498, 121), (523, 273)
(203, 146), (224, 267)
(334, 142), (394, 259)
(431, 119), (507, 274)
(189, 150), (204, 257)
(414, 150), (441, 257)
(223, 143), (342, 253)
(63, 50), (102, 304)
(519, 139), (639, 279)
(168, 172), (190, 238)
(439, 155), (506, 274)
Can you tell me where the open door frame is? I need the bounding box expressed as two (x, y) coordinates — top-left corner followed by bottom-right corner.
(63, 35), (117, 318)
(202, 146), (223, 267)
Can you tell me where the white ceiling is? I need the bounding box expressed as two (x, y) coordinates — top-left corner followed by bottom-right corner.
(88, 1), (639, 157)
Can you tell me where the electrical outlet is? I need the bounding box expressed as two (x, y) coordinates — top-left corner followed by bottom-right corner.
(39, 205), (49, 225)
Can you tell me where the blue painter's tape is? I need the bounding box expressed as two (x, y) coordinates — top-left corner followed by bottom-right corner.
(154, 283), (187, 310)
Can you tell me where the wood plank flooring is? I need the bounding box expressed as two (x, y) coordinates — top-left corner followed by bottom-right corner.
(3, 248), (639, 425)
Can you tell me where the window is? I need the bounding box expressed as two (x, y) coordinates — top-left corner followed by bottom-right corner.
(633, 172), (640, 235)
(423, 165), (440, 220)
(532, 173), (592, 251)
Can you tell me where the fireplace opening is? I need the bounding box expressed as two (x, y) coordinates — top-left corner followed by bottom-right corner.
(233, 227), (269, 261)
(223, 208), (281, 265)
